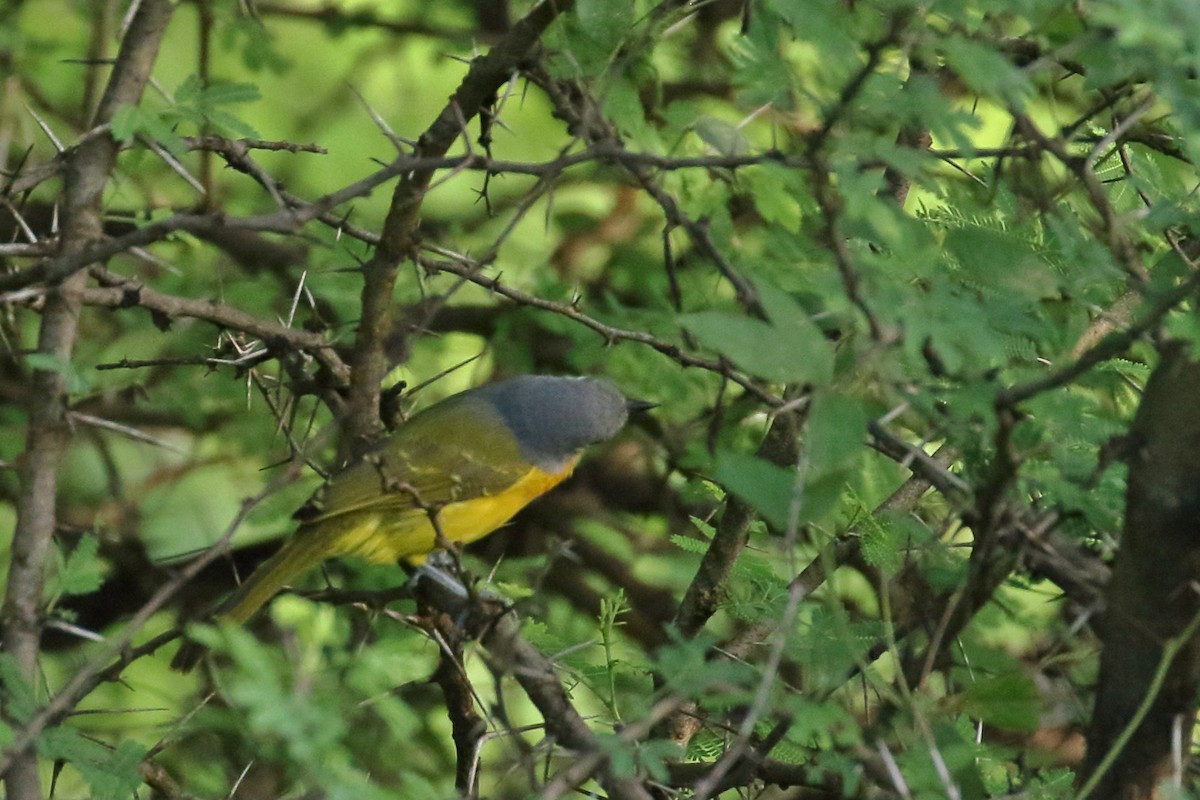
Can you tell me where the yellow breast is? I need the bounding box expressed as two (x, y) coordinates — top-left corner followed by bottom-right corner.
(351, 461), (578, 565)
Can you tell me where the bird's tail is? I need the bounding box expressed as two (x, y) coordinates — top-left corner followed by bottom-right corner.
(216, 527), (334, 626)
(171, 525), (335, 671)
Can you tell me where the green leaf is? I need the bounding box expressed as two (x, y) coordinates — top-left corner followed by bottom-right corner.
(198, 79), (261, 106)
(174, 73), (204, 103)
(670, 532), (713, 555)
(0, 655), (38, 723)
(858, 508), (932, 573)
(175, 74), (260, 106)
(857, 507), (904, 573)
(56, 535), (105, 596)
(636, 739), (683, 783)
(166, 75), (261, 139)
(795, 470), (849, 526)
(941, 36), (1032, 105)
(694, 116), (750, 157)
(555, 0), (636, 77)
(804, 392), (868, 473)
(788, 608), (885, 690)
(714, 450), (796, 529)
(107, 104), (187, 155)
(598, 732), (638, 778)
(680, 285), (833, 385)
(206, 108), (259, 139)
(1166, 307), (1200, 359)
(110, 105), (141, 142)
(653, 630), (759, 695)
(889, 718), (990, 800)
(40, 727), (147, 800)
(603, 78), (657, 148)
(575, 0), (634, 61)
(679, 313), (780, 382)
(25, 353), (90, 394)
(962, 672), (1041, 731)
(944, 225), (1056, 297)
(778, 694), (860, 747)
(745, 165), (803, 233)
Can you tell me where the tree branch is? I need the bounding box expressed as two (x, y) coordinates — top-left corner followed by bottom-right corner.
(1081, 342), (1200, 798)
(418, 252), (780, 404)
(81, 268), (349, 388)
(1, 6), (174, 796)
(412, 572), (656, 800)
(660, 407), (802, 746)
(0, 492), (271, 780)
(342, 0), (576, 447)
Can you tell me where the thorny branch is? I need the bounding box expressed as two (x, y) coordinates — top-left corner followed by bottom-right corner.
(3, 4), (1194, 798)
(0, 150), (421, 292)
(522, 64), (765, 316)
(418, 252), (780, 404)
(1012, 111), (1148, 282)
(411, 571), (656, 800)
(0, 492), (274, 780)
(341, 0), (578, 449)
(81, 267), (349, 387)
(998, 263), (1200, 408)
(2, 7), (174, 798)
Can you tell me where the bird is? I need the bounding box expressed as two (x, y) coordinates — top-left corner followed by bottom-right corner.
(173, 374), (642, 670)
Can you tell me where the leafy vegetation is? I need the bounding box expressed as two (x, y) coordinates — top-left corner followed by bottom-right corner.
(3, 0), (1200, 798)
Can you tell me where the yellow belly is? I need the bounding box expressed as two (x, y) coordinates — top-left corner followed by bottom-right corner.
(351, 463), (575, 564)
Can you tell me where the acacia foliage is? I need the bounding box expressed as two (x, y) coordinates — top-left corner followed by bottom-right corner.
(2, 0), (1200, 798)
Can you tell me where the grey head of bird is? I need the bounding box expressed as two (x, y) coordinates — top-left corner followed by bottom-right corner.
(474, 375), (631, 471)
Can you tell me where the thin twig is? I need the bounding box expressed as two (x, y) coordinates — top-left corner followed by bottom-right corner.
(0, 491), (275, 779)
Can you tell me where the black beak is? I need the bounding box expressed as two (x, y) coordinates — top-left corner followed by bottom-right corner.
(626, 398), (657, 414)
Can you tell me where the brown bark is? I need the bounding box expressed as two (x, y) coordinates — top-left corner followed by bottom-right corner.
(1081, 342), (1200, 799)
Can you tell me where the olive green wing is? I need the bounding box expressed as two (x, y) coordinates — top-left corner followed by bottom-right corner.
(294, 396), (532, 526)
(191, 398), (534, 635)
